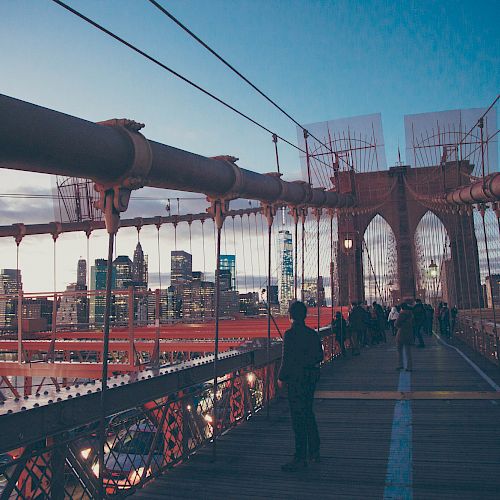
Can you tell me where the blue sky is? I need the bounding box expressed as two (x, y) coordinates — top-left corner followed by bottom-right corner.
(0, 0), (498, 291)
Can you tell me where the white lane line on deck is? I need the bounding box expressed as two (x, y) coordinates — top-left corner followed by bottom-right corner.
(383, 369), (412, 500)
(434, 333), (500, 392)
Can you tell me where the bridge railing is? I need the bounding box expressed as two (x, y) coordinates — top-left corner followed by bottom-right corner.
(0, 330), (338, 498)
(454, 313), (499, 366)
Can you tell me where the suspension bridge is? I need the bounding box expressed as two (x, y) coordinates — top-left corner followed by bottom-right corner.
(0, 90), (498, 499)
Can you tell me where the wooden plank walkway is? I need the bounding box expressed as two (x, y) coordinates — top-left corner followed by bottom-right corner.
(134, 334), (500, 499)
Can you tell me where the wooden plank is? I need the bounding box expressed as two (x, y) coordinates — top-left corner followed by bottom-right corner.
(315, 390), (500, 400)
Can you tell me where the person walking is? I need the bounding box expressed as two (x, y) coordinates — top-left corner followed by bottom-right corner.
(440, 303), (451, 338)
(278, 301), (324, 471)
(424, 303), (434, 336)
(450, 305), (458, 337)
(412, 298), (426, 347)
(388, 305), (400, 336)
(332, 311), (347, 355)
(373, 301), (387, 343)
(395, 302), (414, 371)
(348, 301), (365, 355)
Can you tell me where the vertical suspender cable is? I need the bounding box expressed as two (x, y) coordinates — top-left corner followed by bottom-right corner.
(465, 210), (485, 351)
(247, 215), (255, 291)
(480, 206), (499, 361)
(156, 224), (162, 289)
(254, 214), (262, 287)
(301, 210), (306, 302)
(211, 200), (224, 461)
(16, 241), (22, 364)
(99, 229), (116, 496)
(155, 222), (162, 365)
(329, 210), (334, 321)
(293, 209), (298, 300)
(315, 209), (321, 331)
(50, 234), (58, 362)
(240, 216), (248, 293)
(201, 220), (206, 276)
(189, 221), (193, 255)
(263, 205), (274, 419)
(232, 216), (238, 291)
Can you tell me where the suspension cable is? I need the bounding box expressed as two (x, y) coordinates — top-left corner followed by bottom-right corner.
(231, 216), (238, 291)
(239, 215), (248, 293)
(146, 0), (348, 164)
(479, 206), (499, 361)
(247, 214), (255, 291)
(201, 220), (206, 275)
(50, 0), (332, 169)
(156, 223), (162, 289)
(16, 242), (22, 364)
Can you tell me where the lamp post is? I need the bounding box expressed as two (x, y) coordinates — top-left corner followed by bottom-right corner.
(342, 232), (355, 305)
(429, 259), (438, 305)
(343, 237), (353, 252)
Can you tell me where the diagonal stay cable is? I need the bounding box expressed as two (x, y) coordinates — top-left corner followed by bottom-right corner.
(50, 0), (333, 170)
(146, 0), (341, 161)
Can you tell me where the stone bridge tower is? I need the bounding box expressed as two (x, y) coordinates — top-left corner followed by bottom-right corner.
(337, 161), (482, 307)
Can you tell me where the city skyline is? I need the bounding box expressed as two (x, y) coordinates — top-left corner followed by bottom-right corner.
(1, 1), (497, 294)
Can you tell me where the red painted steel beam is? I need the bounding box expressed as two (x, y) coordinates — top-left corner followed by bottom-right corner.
(0, 207), (262, 238)
(0, 340), (241, 353)
(0, 362), (139, 378)
(0, 94), (355, 208)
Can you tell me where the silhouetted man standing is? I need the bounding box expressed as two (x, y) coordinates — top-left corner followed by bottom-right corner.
(279, 301), (324, 471)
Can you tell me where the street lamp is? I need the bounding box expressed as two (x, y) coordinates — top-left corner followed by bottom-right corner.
(344, 237), (353, 251)
(429, 259), (438, 278)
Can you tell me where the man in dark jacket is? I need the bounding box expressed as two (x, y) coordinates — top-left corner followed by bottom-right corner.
(279, 301), (324, 471)
(348, 301), (366, 354)
(412, 298), (426, 347)
(332, 311), (347, 355)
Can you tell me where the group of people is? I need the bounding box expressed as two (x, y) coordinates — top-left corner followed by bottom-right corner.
(331, 300), (388, 356)
(331, 299), (459, 357)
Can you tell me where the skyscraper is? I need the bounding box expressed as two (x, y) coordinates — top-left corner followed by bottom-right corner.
(75, 258), (88, 326)
(113, 256), (133, 324)
(0, 269), (22, 329)
(113, 256), (133, 289)
(219, 255), (236, 290)
(89, 259), (114, 326)
(171, 251), (192, 290)
(57, 283), (79, 327)
(77, 258), (87, 289)
(278, 230), (294, 310)
(132, 242), (148, 289)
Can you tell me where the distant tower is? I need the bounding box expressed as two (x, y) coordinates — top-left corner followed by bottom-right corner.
(132, 242), (148, 289)
(219, 255), (236, 290)
(77, 258), (87, 289)
(171, 251), (192, 290)
(113, 256), (133, 289)
(278, 230), (294, 311)
(89, 259), (113, 326)
(0, 269), (22, 328)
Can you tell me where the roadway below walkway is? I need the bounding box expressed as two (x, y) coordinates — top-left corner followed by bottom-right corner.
(134, 333), (500, 499)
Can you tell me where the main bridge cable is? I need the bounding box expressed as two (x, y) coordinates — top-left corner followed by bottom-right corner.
(49, 0), (333, 172)
(146, 0), (348, 169)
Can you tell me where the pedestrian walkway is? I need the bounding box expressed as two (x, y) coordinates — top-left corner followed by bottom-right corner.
(134, 334), (500, 499)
